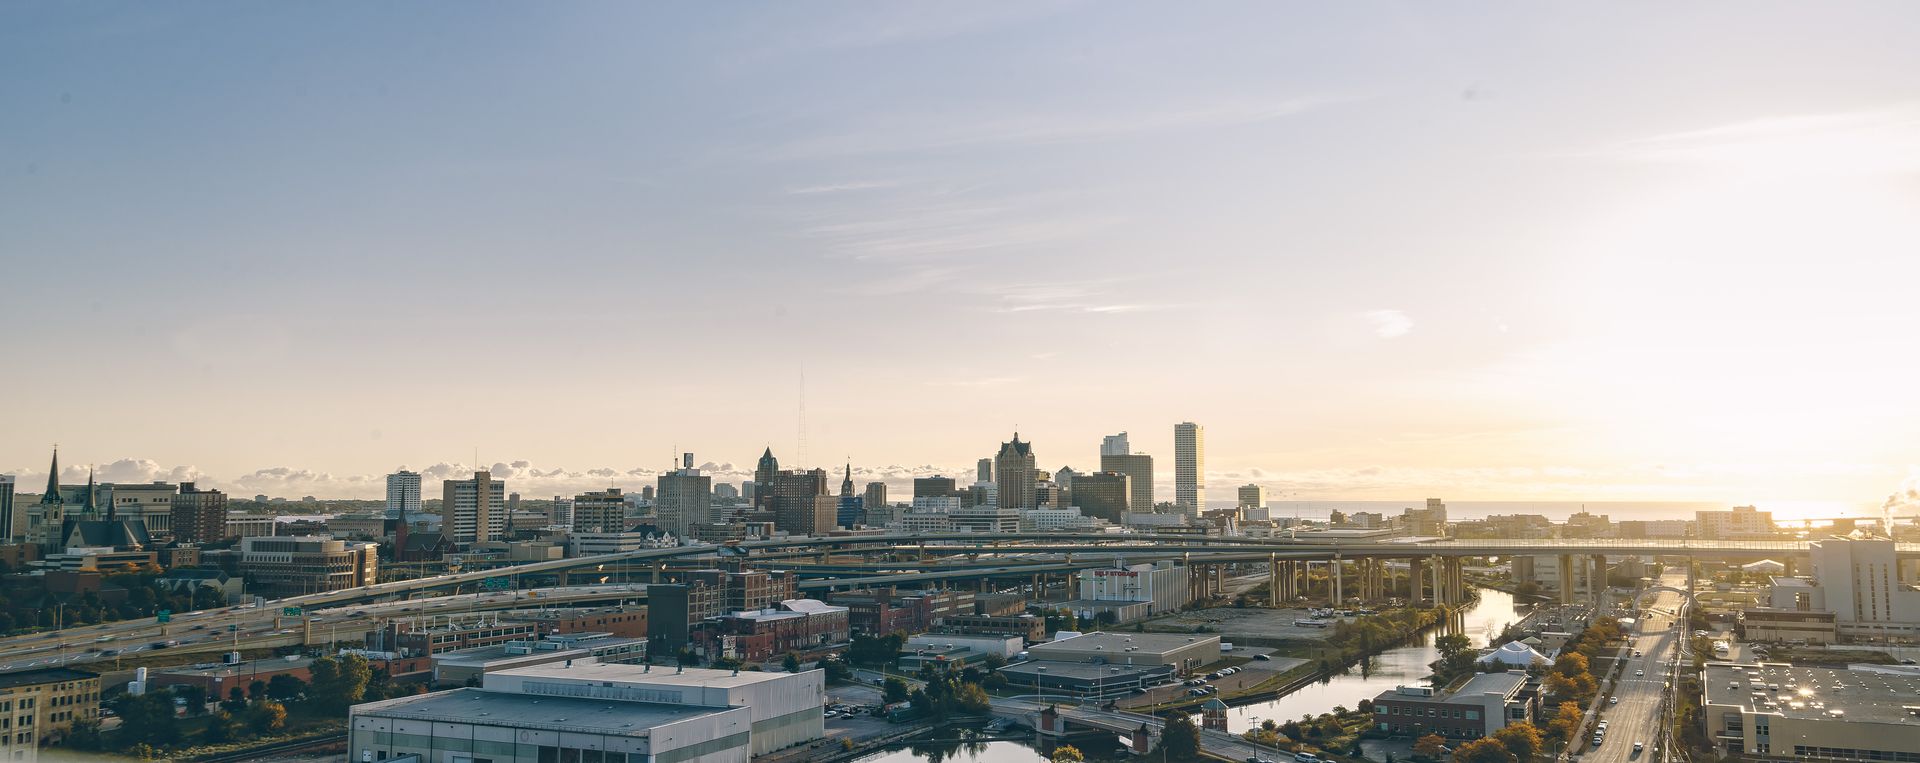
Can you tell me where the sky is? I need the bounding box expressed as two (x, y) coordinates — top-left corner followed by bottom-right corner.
(4, 3), (1920, 508)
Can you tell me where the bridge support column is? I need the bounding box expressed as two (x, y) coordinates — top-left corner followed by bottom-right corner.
(1449, 557), (1465, 605)
(1558, 555), (1575, 605)
(1269, 554), (1281, 607)
(1409, 557), (1427, 605)
(1591, 555), (1607, 605)
(1332, 555), (1344, 604)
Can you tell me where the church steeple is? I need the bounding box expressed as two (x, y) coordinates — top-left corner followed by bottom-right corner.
(82, 467), (98, 518)
(841, 462), (855, 497)
(39, 446), (62, 505)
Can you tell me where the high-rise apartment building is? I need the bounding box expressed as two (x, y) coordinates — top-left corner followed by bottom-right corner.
(551, 496), (574, 527)
(657, 454), (713, 539)
(386, 470), (422, 517)
(571, 488), (627, 533)
(1238, 484), (1265, 510)
(1100, 432), (1131, 457)
(994, 434), (1037, 510)
(1174, 422), (1205, 517)
(442, 471), (505, 545)
(171, 482), (230, 544)
(1071, 471), (1131, 522)
(863, 482), (887, 511)
(1100, 453), (1154, 518)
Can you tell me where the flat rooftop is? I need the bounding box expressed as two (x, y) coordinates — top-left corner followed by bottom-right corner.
(1444, 671), (1528, 700)
(1033, 631), (1219, 653)
(1000, 660), (1171, 680)
(356, 687), (732, 735)
(161, 658), (313, 677)
(492, 662), (795, 688)
(1704, 662), (1920, 725)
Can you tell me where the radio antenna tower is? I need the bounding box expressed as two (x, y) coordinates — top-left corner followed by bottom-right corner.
(797, 370), (809, 465)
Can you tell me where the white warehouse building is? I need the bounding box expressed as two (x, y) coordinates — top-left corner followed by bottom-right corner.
(348, 663), (825, 763)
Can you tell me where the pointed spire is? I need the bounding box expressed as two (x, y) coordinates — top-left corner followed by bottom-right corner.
(40, 446), (62, 505)
(762, 446), (774, 459)
(83, 467), (98, 514)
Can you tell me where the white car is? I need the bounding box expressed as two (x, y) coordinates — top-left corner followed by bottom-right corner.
(1609, 696), (1618, 705)
(1636, 670), (1645, 676)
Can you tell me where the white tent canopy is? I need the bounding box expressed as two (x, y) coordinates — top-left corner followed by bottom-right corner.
(1478, 640), (1548, 667)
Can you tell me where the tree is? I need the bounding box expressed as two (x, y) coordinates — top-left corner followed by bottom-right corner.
(1158, 713), (1203, 762)
(1551, 652), (1589, 678)
(1053, 745), (1086, 763)
(1492, 723), (1543, 763)
(954, 682), (991, 714)
(884, 676), (910, 704)
(1545, 702), (1583, 744)
(1413, 734), (1449, 761)
(820, 656), (852, 683)
(308, 653), (372, 712)
(173, 684), (207, 716)
(201, 711), (243, 744)
(1455, 737), (1518, 763)
(248, 699), (288, 734)
(109, 693), (181, 747)
(63, 719), (102, 750)
(783, 653), (802, 673)
(982, 653), (1008, 671)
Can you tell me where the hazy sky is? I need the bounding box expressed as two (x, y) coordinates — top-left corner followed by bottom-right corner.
(6, 3), (1920, 507)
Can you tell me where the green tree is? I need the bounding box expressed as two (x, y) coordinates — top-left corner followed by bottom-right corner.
(173, 685), (207, 716)
(954, 682), (991, 714)
(1455, 737), (1518, 763)
(267, 673), (307, 701)
(783, 653), (802, 673)
(1413, 734), (1448, 761)
(1492, 723), (1543, 762)
(1158, 713), (1203, 762)
(201, 711), (243, 744)
(1053, 745), (1086, 763)
(63, 719), (102, 750)
(884, 676), (910, 704)
(109, 693), (180, 748)
(308, 653), (373, 712)
(819, 656), (852, 683)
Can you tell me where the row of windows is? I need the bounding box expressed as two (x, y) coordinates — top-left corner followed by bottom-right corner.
(1376, 722), (1487, 739)
(1793, 746), (1920, 762)
(1379, 704), (1482, 720)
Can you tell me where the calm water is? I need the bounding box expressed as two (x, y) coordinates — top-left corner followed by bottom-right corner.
(1207, 587), (1526, 733)
(854, 588), (1529, 763)
(1253, 500), (1875, 522)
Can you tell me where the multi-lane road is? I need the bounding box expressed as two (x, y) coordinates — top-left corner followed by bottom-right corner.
(0, 584), (651, 672)
(1582, 569), (1688, 763)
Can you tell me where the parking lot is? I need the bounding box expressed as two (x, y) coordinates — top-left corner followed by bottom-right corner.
(1143, 607), (1355, 641)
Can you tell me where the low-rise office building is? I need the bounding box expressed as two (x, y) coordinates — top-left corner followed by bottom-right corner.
(934, 613), (1045, 642)
(1371, 671), (1537, 739)
(499, 605), (648, 639)
(692, 599), (849, 662)
(0, 667), (102, 751)
(1741, 608), (1839, 644)
(487, 663), (823, 755)
(238, 535), (378, 598)
(999, 660), (1175, 701)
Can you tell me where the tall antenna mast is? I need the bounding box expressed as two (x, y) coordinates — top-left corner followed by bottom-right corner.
(797, 369), (809, 465)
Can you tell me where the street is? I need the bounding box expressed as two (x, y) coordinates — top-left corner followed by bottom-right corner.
(1578, 568), (1687, 763)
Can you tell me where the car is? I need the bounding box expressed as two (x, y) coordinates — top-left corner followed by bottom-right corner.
(1633, 743), (1644, 754)
(1593, 735), (1604, 747)
(1598, 721), (1609, 730)
(1635, 670), (1644, 676)
(1294, 754), (1319, 763)
(1609, 696), (1618, 705)
(1253, 654), (1271, 661)
(94, 635), (114, 643)
(1633, 650), (1643, 657)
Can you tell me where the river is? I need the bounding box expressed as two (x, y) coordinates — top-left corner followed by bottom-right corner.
(850, 586), (1529, 763)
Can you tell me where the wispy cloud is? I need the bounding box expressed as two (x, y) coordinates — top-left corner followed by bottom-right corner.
(787, 180), (903, 195)
(760, 96), (1349, 160)
(1366, 309), (1413, 338)
(1601, 106), (1920, 175)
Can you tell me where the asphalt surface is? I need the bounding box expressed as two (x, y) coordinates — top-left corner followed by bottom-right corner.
(1581, 569), (1687, 763)
(0, 584), (650, 671)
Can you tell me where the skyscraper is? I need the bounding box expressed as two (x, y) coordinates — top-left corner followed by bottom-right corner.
(754, 447), (779, 508)
(1174, 421), (1205, 517)
(442, 471), (505, 546)
(1100, 432), (1130, 457)
(0, 475), (15, 544)
(976, 458), (992, 484)
(1072, 471), (1132, 522)
(994, 434), (1037, 510)
(913, 476), (959, 500)
(386, 470), (422, 518)
(1100, 452), (1153, 518)
(551, 495), (574, 526)
(1237, 484), (1266, 510)
(862, 482), (887, 511)
(657, 453), (713, 539)
(771, 469), (835, 535)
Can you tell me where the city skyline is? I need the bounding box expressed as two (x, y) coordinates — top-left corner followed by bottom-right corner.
(7, 4), (1920, 508)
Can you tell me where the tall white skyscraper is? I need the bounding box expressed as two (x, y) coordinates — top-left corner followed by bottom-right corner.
(1100, 432), (1130, 457)
(656, 453), (713, 539)
(386, 470), (422, 517)
(551, 495), (574, 527)
(1174, 422), (1205, 517)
